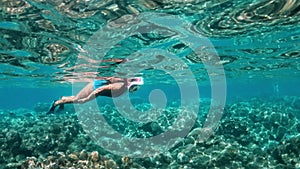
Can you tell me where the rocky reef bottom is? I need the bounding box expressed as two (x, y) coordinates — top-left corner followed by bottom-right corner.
(1, 96), (300, 169)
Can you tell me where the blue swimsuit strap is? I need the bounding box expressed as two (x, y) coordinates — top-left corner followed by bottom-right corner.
(93, 79), (108, 90)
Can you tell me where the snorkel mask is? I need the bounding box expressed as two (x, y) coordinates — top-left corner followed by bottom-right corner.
(127, 77), (144, 93)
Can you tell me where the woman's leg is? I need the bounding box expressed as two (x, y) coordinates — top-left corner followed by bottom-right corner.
(56, 82), (94, 105)
(47, 82), (94, 114)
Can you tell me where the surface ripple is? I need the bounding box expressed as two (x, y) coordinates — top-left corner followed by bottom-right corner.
(0, 0), (299, 86)
(193, 0), (300, 37)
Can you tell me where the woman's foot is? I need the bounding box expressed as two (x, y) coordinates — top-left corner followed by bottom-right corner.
(46, 100), (57, 114)
(58, 104), (64, 110)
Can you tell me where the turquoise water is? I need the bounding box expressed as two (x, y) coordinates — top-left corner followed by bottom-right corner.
(1, 0), (300, 168)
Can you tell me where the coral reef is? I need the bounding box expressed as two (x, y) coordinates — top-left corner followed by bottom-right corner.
(0, 96), (300, 168)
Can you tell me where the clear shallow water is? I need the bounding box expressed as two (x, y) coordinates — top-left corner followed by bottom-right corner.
(0, 0), (299, 86)
(0, 0), (300, 168)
